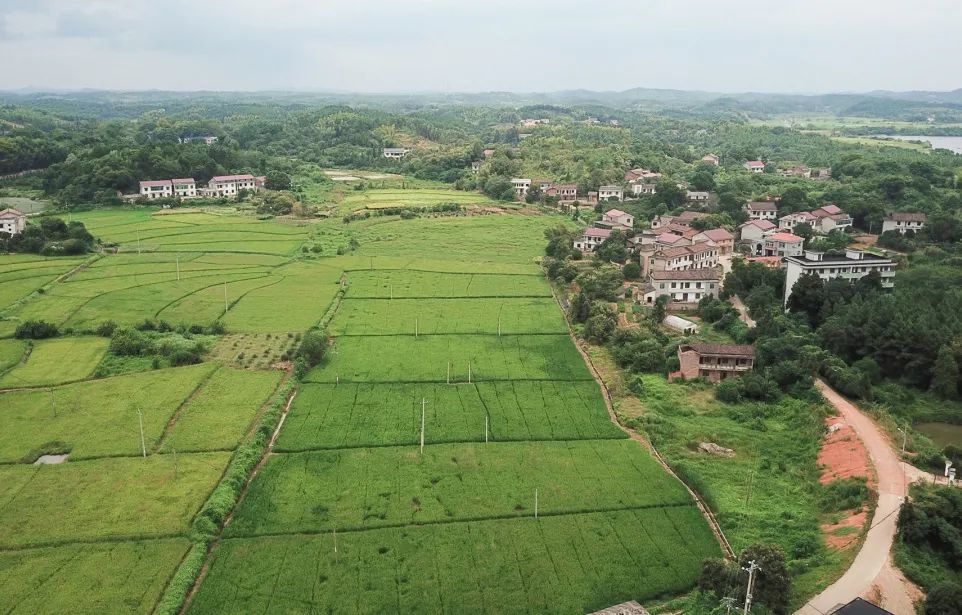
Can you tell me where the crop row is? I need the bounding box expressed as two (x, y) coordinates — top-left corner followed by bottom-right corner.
(345, 270), (550, 298)
(190, 507), (720, 614)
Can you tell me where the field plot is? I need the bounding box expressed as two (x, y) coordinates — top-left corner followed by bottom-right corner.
(0, 363), (214, 462)
(0, 538), (190, 615)
(346, 270), (550, 298)
(228, 440), (690, 536)
(0, 339), (26, 373)
(0, 336), (108, 388)
(210, 333), (300, 369)
(330, 297), (566, 335)
(0, 256), (86, 310)
(276, 381), (623, 450)
(164, 367), (283, 452)
(340, 189), (498, 210)
(222, 261), (344, 332)
(307, 334), (592, 382)
(353, 215), (570, 265)
(0, 452), (230, 548)
(192, 507), (719, 614)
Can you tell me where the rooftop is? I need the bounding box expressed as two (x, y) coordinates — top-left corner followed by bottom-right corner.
(698, 228), (734, 241)
(170, 178), (195, 184)
(211, 174), (255, 182)
(682, 343), (755, 358)
(599, 185), (622, 191)
(583, 227), (612, 238)
(649, 267), (722, 281)
(605, 209), (629, 217)
(0, 207), (26, 218)
(786, 251), (894, 265)
(139, 179), (172, 187)
(767, 232), (803, 242)
(741, 219), (777, 230)
(830, 597), (894, 615)
(886, 212), (926, 222)
(747, 201), (778, 211)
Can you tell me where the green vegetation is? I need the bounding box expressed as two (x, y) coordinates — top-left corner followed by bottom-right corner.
(346, 270), (550, 298)
(896, 484), (962, 599)
(0, 336), (108, 387)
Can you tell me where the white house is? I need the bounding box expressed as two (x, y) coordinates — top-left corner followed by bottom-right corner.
(701, 154), (720, 166)
(638, 268), (723, 305)
(783, 249), (895, 306)
(739, 219), (777, 241)
(601, 209), (634, 229)
(631, 183), (657, 196)
(763, 232), (804, 257)
(511, 178), (531, 199)
(574, 227), (612, 252)
(882, 212), (926, 234)
(171, 178), (197, 198)
(691, 228), (735, 255)
(206, 174), (261, 197)
(598, 185), (624, 201)
(471, 161), (482, 173)
(139, 180), (173, 199)
(779, 211), (817, 232)
(744, 160), (766, 173)
(686, 191), (711, 204)
(0, 208), (26, 236)
(810, 204), (853, 234)
(382, 147), (410, 159)
(180, 135), (218, 145)
(745, 201), (778, 221)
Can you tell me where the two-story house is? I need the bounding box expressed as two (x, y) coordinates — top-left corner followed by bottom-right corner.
(882, 212), (926, 234)
(598, 185), (624, 201)
(744, 160), (766, 173)
(637, 267), (723, 306)
(783, 249), (896, 306)
(573, 227), (612, 252)
(0, 208), (26, 236)
(745, 201), (778, 221)
(691, 228), (735, 255)
(763, 232), (804, 257)
(676, 344), (755, 382)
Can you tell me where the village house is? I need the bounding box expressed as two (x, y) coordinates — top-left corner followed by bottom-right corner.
(521, 118), (549, 127)
(518, 133), (533, 140)
(739, 219), (777, 241)
(171, 178), (197, 198)
(600, 209), (634, 230)
(744, 160), (766, 173)
(675, 211), (710, 225)
(701, 154), (720, 166)
(382, 147), (410, 159)
(510, 178), (531, 199)
(598, 185), (624, 201)
(810, 204), (853, 234)
(630, 183), (657, 197)
(640, 242), (719, 276)
(744, 201), (778, 221)
(205, 174), (262, 197)
(763, 232), (804, 257)
(624, 168), (662, 182)
(0, 208), (27, 236)
(532, 179), (553, 191)
(783, 249), (896, 306)
(573, 227), (612, 252)
(637, 267), (723, 306)
(675, 343), (755, 382)
(686, 191), (711, 204)
(483, 148), (495, 159)
(691, 228), (735, 255)
(778, 210), (817, 232)
(180, 135), (218, 145)
(555, 184), (578, 202)
(882, 212), (926, 234)
(139, 179), (173, 199)
(471, 161), (482, 172)
(586, 191), (599, 205)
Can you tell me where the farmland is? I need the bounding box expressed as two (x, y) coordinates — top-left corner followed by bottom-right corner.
(0, 336), (108, 387)
(340, 188), (499, 210)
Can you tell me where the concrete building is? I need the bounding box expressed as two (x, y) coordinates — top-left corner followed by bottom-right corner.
(882, 212), (926, 234)
(555, 184), (578, 202)
(779, 211), (817, 232)
(573, 227), (612, 252)
(744, 160), (766, 173)
(701, 154), (720, 166)
(739, 219), (777, 241)
(511, 178), (531, 199)
(763, 232), (804, 257)
(676, 343), (755, 382)
(638, 267), (722, 305)
(471, 161), (482, 172)
(139, 179), (173, 199)
(624, 168), (662, 182)
(686, 191), (711, 204)
(745, 201), (778, 221)
(0, 208), (27, 236)
(170, 178), (197, 198)
(630, 183), (657, 196)
(598, 185), (624, 201)
(206, 174), (261, 197)
(810, 204), (853, 234)
(382, 147), (410, 159)
(691, 228), (735, 255)
(783, 249), (896, 306)
(180, 135), (218, 145)
(640, 242), (720, 276)
(601, 208), (634, 230)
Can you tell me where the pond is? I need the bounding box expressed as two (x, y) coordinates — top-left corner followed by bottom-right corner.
(915, 422), (962, 448)
(878, 135), (962, 154)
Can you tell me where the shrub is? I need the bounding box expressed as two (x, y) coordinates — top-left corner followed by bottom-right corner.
(715, 378), (742, 403)
(296, 330), (328, 368)
(820, 477), (869, 513)
(95, 320), (118, 337)
(14, 319), (59, 339)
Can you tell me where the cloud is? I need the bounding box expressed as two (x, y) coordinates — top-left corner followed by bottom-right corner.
(1, 0), (960, 92)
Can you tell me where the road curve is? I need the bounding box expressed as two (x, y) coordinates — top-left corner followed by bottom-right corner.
(796, 380), (908, 615)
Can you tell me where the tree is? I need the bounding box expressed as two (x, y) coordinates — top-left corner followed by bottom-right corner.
(568, 292), (592, 323)
(787, 272), (826, 328)
(595, 230), (627, 263)
(778, 186), (811, 212)
(264, 171), (291, 190)
(482, 176), (516, 201)
(650, 295), (668, 325)
(698, 544), (791, 614)
(584, 302), (618, 343)
(622, 262), (641, 280)
(925, 582), (962, 615)
(296, 330), (328, 369)
(654, 179), (686, 209)
(931, 345), (960, 400)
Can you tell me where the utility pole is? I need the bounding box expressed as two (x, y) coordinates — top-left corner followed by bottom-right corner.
(468, 362), (472, 384)
(415, 318), (418, 338)
(224, 281), (228, 313)
(742, 560), (761, 615)
(721, 596), (736, 615)
(534, 489), (539, 519)
(49, 390), (57, 418)
(176, 255), (180, 281)
(137, 229), (141, 254)
(485, 415), (489, 443)
(447, 362), (450, 385)
(498, 315), (502, 337)
(897, 426), (907, 455)
(420, 398), (427, 454)
(137, 409), (147, 458)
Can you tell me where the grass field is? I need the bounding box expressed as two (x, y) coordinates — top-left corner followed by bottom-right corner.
(830, 135), (932, 152)
(0, 196), (51, 213)
(191, 507), (718, 614)
(341, 188), (498, 210)
(0, 339), (26, 372)
(0, 337), (108, 387)
(0, 539), (191, 615)
(346, 270), (550, 298)
(307, 334), (592, 382)
(0, 452), (230, 548)
(330, 297), (566, 335)
(276, 381), (624, 450)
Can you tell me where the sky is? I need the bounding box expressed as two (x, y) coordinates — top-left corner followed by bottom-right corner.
(1, 0), (961, 94)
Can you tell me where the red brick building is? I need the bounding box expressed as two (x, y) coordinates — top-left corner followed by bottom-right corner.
(675, 343), (755, 382)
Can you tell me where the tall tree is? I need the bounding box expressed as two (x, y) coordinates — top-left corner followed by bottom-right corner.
(931, 345), (960, 399)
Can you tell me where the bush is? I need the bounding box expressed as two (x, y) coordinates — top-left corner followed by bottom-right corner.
(924, 582), (962, 615)
(622, 262), (641, 280)
(715, 378), (742, 403)
(95, 320), (118, 337)
(14, 319), (59, 339)
(296, 330), (328, 368)
(820, 477), (869, 513)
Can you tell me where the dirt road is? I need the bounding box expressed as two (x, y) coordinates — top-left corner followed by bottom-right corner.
(796, 381), (910, 614)
(731, 295), (756, 327)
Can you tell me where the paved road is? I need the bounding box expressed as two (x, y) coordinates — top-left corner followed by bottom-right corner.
(796, 381), (908, 615)
(731, 295), (756, 328)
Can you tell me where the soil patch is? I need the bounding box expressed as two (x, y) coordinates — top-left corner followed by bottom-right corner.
(818, 415), (874, 551)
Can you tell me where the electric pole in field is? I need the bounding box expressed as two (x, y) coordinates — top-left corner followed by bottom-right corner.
(420, 398), (427, 454)
(742, 560), (761, 615)
(415, 318), (418, 338)
(534, 488), (539, 519)
(485, 415), (489, 443)
(137, 409), (147, 458)
(224, 281), (228, 313)
(176, 255), (180, 281)
(467, 362), (472, 384)
(446, 362), (451, 384)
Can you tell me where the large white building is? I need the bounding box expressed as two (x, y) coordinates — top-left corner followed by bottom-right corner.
(206, 174), (264, 197)
(783, 249), (895, 306)
(139, 179), (173, 199)
(882, 212), (926, 234)
(637, 267), (723, 306)
(382, 147), (410, 159)
(0, 208), (26, 236)
(598, 185), (624, 201)
(511, 178), (531, 199)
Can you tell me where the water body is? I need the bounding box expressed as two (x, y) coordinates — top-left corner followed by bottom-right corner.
(879, 135), (962, 154)
(915, 422), (962, 448)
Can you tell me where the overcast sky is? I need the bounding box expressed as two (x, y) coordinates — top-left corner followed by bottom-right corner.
(1, 0), (960, 94)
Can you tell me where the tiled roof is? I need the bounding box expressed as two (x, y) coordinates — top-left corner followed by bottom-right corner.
(583, 228), (612, 238)
(605, 209), (628, 217)
(649, 268), (722, 281)
(682, 343), (755, 357)
(767, 232), (803, 242)
(170, 178), (195, 184)
(747, 201), (778, 211)
(139, 180), (172, 187)
(742, 219), (777, 230)
(211, 174), (255, 182)
(698, 228), (734, 241)
(886, 212), (926, 222)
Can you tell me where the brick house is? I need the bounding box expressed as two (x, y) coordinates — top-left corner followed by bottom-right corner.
(676, 344), (756, 382)
(601, 208), (634, 230)
(598, 185), (624, 201)
(744, 160), (766, 173)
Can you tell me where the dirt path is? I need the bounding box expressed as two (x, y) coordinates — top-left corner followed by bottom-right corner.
(730, 295), (756, 328)
(796, 380), (913, 615)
